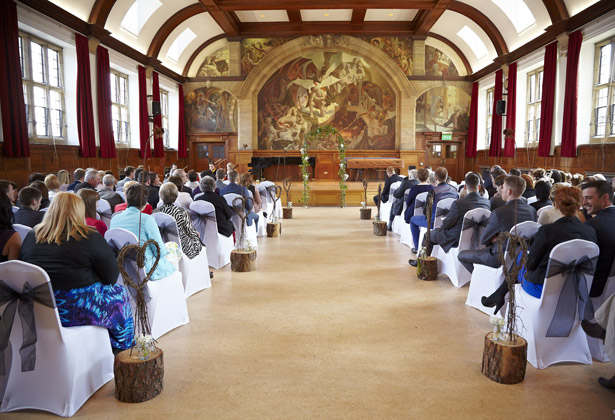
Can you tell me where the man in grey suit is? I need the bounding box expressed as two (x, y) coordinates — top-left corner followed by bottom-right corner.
(220, 170), (259, 228)
(99, 175), (124, 211)
(215, 168), (227, 191)
(457, 175), (537, 273)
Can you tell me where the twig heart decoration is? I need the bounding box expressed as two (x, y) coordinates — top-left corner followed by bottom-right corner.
(267, 185), (282, 221)
(117, 239), (160, 343)
(376, 183), (382, 220)
(362, 179), (368, 203)
(232, 196), (248, 249)
(283, 178), (292, 204)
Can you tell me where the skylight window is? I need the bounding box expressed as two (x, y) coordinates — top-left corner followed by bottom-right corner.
(457, 26), (488, 60)
(491, 0), (536, 33)
(120, 0), (162, 37)
(167, 28), (197, 62)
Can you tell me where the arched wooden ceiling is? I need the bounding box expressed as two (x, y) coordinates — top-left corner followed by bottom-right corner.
(26, 0), (615, 81)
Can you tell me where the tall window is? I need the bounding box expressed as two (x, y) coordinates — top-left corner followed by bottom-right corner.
(526, 67), (543, 145)
(160, 89), (169, 147)
(110, 70), (130, 143)
(19, 32), (65, 142)
(486, 88), (494, 147)
(593, 38), (615, 140)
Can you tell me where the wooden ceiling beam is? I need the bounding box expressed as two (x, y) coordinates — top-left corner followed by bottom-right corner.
(449, 2), (508, 55)
(216, 0), (436, 11)
(287, 10), (302, 24)
(88, 0), (117, 26)
(238, 21), (413, 36)
(198, 0), (240, 37)
(147, 4), (207, 58)
(413, 0), (454, 36)
(542, 0), (569, 24)
(351, 9), (367, 25)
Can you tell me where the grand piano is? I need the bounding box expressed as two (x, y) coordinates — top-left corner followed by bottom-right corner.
(248, 156), (316, 180)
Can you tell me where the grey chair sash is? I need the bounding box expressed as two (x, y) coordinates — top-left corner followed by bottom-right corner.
(461, 215), (489, 250)
(0, 280), (55, 375)
(436, 207), (450, 218)
(546, 255), (598, 337)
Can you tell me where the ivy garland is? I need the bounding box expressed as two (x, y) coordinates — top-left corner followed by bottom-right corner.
(300, 125), (348, 208)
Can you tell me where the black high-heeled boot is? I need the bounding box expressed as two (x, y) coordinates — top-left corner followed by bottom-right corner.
(481, 281), (508, 315)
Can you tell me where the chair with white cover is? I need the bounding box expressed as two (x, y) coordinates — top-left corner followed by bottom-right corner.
(96, 199), (112, 228)
(0, 260), (114, 417)
(536, 205), (552, 219)
(389, 183), (403, 235)
(513, 239), (599, 369)
(224, 193), (257, 249)
(11, 224), (31, 243)
(193, 192), (204, 200)
(104, 228), (189, 339)
(189, 201), (233, 269)
(152, 212), (211, 297)
(433, 198), (455, 229)
(587, 260), (615, 362)
(465, 221), (541, 316)
(398, 189), (413, 247)
(377, 181), (400, 223)
(527, 196), (539, 205)
(11, 206), (18, 214)
(116, 190), (125, 201)
(433, 208), (491, 287)
(261, 181), (282, 221)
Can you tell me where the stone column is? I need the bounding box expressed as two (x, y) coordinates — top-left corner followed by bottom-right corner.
(413, 38), (426, 76)
(399, 95), (416, 150)
(237, 97), (254, 149)
(228, 40), (242, 77)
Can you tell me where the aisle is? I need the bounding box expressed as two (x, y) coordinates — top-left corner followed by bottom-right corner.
(6, 207), (612, 419)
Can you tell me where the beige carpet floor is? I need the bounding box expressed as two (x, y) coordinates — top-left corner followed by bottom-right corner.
(4, 207), (613, 419)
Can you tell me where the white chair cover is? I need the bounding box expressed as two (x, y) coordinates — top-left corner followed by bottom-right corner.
(260, 181), (282, 221)
(116, 190), (125, 201)
(104, 228), (189, 339)
(413, 192), (428, 217)
(588, 259), (615, 362)
(152, 213), (211, 297)
(433, 198), (455, 229)
(513, 239), (599, 369)
(377, 180), (400, 223)
(433, 208), (491, 287)
(193, 192), (204, 200)
(189, 201), (233, 269)
(96, 199), (112, 228)
(0, 260), (114, 417)
(11, 206), (18, 214)
(536, 205), (552, 219)
(527, 196), (539, 204)
(11, 224), (31, 243)
(224, 194), (257, 249)
(465, 221), (541, 316)
(389, 183), (402, 236)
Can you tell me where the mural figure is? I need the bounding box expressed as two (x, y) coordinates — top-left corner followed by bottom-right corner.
(425, 46), (458, 77)
(360, 36), (413, 76)
(184, 87), (237, 133)
(197, 47), (229, 77)
(258, 51), (396, 151)
(416, 86), (470, 132)
(241, 38), (291, 76)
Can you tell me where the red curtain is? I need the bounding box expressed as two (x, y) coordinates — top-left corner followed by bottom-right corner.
(503, 62), (517, 157)
(0, 0), (29, 157)
(96, 45), (115, 158)
(138, 65), (151, 158)
(561, 31), (583, 158)
(465, 82), (479, 158)
(488, 69), (503, 157)
(75, 33), (96, 158)
(538, 41), (558, 157)
(178, 84), (187, 158)
(152, 71), (164, 158)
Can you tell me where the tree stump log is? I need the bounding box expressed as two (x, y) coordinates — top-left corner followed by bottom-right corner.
(417, 256), (438, 281)
(231, 249), (257, 272)
(482, 332), (527, 384)
(360, 208), (372, 220)
(267, 222), (282, 237)
(114, 348), (164, 403)
(373, 220), (387, 236)
(283, 207), (293, 219)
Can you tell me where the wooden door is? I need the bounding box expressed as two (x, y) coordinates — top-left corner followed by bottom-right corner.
(426, 140), (462, 181)
(192, 142), (227, 171)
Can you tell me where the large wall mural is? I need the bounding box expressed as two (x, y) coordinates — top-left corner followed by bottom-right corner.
(241, 38), (292, 76)
(416, 86), (470, 132)
(184, 87), (237, 133)
(425, 46), (458, 77)
(196, 47), (229, 77)
(257, 51), (396, 151)
(359, 36), (413, 76)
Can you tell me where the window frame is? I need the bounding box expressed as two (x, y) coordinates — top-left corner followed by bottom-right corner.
(160, 89), (169, 148)
(591, 38), (615, 143)
(525, 67), (543, 146)
(19, 31), (66, 144)
(485, 87), (494, 148)
(110, 69), (131, 145)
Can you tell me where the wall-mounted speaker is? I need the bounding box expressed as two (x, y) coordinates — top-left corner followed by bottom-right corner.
(495, 100), (506, 116)
(151, 101), (161, 117)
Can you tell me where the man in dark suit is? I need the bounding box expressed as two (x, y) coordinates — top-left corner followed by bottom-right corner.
(418, 172), (490, 256)
(195, 176), (234, 237)
(14, 186), (44, 228)
(582, 180), (615, 297)
(67, 168), (85, 191)
(388, 166), (418, 230)
(457, 175), (537, 273)
(220, 170), (259, 227)
(373, 166), (402, 206)
(73, 169), (100, 193)
(137, 171), (159, 209)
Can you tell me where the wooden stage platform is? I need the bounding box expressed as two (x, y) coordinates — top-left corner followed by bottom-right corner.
(265, 180), (382, 207)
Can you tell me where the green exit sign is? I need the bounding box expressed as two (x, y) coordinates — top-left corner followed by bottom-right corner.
(442, 132), (452, 140)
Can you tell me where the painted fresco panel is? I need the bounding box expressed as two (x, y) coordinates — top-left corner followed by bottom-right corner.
(241, 38), (291, 76)
(196, 47), (230, 77)
(425, 46), (458, 77)
(184, 88), (237, 133)
(359, 36), (413, 76)
(416, 86), (470, 133)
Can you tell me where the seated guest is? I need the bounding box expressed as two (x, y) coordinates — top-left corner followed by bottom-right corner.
(521, 174), (536, 199)
(489, 175), (507, 211)
(113, 181), (153, 214)
(509, 168), (521, 176)
(486, 166), (506, 198)
(0, 190), (20, 261)
(110, 184), (176, 280)
(137, 171), (159, 210)
(185, 170), (200, 192)
(571, 173), (584, 188)
(538, 183), (567, 225)
(14, 186), (44, 228)
(165, 176), (193, 209)
(74, 169), (101, 193)
(30, 180), (50, 209)
(547, 169), (562, 184)
(582, 180), (615, 298)
(45, 174), (61, 200)
(220, 170), (259, 228)
(28, 172), (45, 183)
(171, 169), (193, 194)
(78, 189), (107, 236)
(239, 172), (262, 214)
(67, 168), (85, 191)
(19, 193), (134, 352)
(116, 165), (135, 189)
(373, 167), (402, 206)
(388, 166), (418, 231)
(531, 180), (552, 211)
(191, 170), (216, 197)
(153, 183), (202, 259)
(0, 180), (18, 205)
(581, 297), (615, 391)
(481, 187), (597, 314)
(410, 172), (490, 266)
(457, 175), (537, 273)
(532, 168), (546, 182)
(195, 176), (234, 237)
(409, 167), (458, 253)
(99, 174), (124, 211)
(57, 169), (70, 191)
(403, 168), (432, 225)
(215, 169), (227, 191)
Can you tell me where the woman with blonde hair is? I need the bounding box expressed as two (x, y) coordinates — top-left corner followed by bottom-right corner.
(45, 174), (61, 200)
(57, 169), (70, 191)
(77, 189), (107, 236)
(19, 192), (134, 352)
